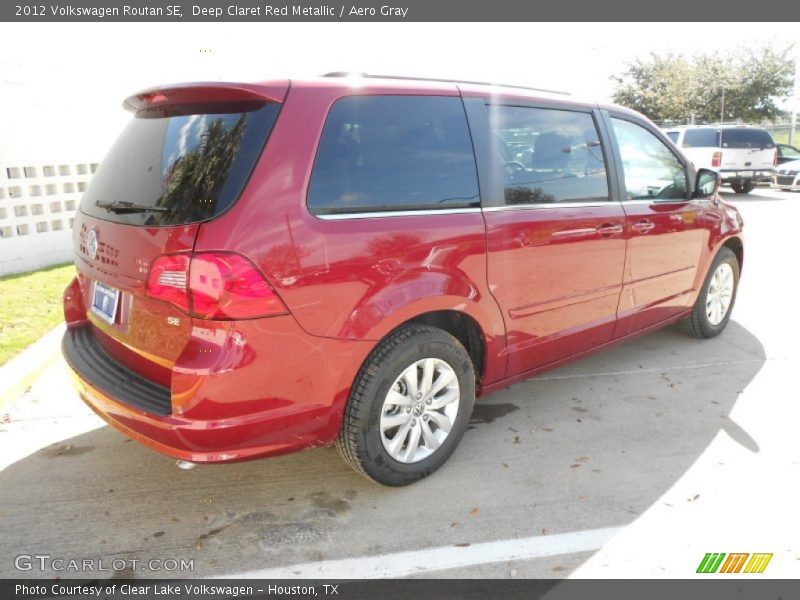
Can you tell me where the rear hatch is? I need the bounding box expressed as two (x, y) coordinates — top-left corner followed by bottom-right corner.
(719, 128), (776, 170)
(681, 127), (775, 171)
(72, 83), (285, 386)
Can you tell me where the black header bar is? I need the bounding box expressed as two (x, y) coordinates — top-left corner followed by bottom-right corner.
(3, 0), (800, 22)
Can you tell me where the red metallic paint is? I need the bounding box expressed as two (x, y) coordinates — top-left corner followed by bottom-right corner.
(63, 78), (744, 464)
(484, 204), (627, 378)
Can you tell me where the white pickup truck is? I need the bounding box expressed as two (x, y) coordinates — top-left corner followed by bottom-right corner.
(663, 125), (777, 194)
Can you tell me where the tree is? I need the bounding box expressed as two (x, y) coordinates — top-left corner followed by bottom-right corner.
(611, 46), (795, 124)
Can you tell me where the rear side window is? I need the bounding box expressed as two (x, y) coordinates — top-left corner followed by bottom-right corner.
(665, 131), (679, 143)
(721, 128), (774, 149)
(81, 102), (280, 226)
(308, 96), (479, 215)
(682, 128), (720, 148)
(489, 105), (609, 205)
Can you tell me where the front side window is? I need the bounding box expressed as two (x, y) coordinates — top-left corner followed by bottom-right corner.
(611, 118), (688, 201)
(488, 106), (609, 205)
(307, 96), (479, 215)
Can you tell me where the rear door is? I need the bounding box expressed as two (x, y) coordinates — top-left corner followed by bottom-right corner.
(606, 114), (707, 335)
(73, 85), (284, 384)
(472, 100), (626, 377)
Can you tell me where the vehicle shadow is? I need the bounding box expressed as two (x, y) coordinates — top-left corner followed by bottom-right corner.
(0, 321), (765, 578)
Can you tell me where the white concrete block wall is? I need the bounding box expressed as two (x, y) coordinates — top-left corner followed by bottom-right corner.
(0, 161), (98, 276)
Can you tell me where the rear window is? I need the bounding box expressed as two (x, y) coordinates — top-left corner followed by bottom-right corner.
(682, 128), (720, 148)
(721, 128), (774, 149)
(307, 95), (480, 215)
(81, 102), (280, 226)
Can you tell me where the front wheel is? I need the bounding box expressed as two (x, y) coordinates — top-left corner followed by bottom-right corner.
(336, 324), (475, 486)
(679, 247), (739, 339)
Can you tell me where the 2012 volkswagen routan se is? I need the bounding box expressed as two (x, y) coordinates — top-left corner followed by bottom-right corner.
(62, 74), (744, 486)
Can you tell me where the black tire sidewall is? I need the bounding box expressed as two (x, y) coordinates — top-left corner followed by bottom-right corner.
(356, 330), (475, 485)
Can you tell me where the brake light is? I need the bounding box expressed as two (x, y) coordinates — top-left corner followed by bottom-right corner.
(712, 151), (722, 168)
(146, 254), (190, 311)
(774, 150), (778, 166)
(146, 252), (287, 319)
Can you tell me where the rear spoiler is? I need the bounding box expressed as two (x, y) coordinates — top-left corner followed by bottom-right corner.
(123, 81), (289, 118)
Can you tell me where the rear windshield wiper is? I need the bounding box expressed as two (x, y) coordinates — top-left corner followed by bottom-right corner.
(95, 200), (168, 214)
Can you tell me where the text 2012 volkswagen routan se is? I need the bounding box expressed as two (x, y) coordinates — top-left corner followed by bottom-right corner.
(63, 75), (744, 486)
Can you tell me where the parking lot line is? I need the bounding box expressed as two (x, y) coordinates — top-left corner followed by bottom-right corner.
(224, 526), (624, 579)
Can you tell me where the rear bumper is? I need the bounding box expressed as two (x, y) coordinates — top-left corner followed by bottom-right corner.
(62, 319), (373, 463)
(719, 169), (774, 185)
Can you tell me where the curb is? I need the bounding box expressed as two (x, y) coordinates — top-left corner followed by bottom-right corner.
(0, 323), (65, 409)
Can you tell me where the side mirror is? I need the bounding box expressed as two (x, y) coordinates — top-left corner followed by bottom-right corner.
(694, 168), (720, 198)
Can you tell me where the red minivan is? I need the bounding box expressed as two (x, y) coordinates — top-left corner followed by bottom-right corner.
(62, 75), (744, 486)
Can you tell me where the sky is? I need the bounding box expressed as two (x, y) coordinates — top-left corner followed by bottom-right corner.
(0, 22), (797, 163)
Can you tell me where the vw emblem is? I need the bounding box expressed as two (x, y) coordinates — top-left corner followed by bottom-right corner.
(87, 229), (98, 260)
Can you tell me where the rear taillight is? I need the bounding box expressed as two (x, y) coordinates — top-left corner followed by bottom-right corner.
(774, 150), (778, 166)
(146, 252), (287, 319)
(147, 254), (190, 312)
(712, 151), (722, 168)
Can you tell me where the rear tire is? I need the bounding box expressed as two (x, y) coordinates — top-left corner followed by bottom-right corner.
(731, 182), (755, 194)
(336, 324), (475, 486)
(678, 247), (739, 339)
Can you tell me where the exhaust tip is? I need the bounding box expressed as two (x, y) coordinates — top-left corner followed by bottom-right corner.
(176, 460), (197, 471)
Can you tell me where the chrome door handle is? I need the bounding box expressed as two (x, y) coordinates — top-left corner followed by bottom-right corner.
(631, 220), (655, 234)
(595, 223), (623, 236)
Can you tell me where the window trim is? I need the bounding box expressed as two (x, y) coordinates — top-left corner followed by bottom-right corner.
(476, 101), (617, 209)
(604, 112), (692, 204)
(305, 94), (482, 219)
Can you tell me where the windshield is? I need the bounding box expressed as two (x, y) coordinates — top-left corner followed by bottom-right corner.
(81, 102), (280, 226)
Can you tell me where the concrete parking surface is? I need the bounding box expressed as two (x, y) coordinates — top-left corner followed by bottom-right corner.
(0, 188), (798, 579)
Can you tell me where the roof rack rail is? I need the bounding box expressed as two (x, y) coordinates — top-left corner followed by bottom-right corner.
(321, 72), (570, 96)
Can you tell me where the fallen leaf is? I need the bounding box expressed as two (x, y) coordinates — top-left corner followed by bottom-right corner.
(468, 508), (479, 516)
(543, 427), (554, 432)
(502, 463), (509, 469)
(576, 456), (590, 463)
(552, 566), (566, 572)
(455, 543), (471, 547)
(513, 436), (521, 443)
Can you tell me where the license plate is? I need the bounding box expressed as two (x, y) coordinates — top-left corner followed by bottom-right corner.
(91, 281), (120, 324)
